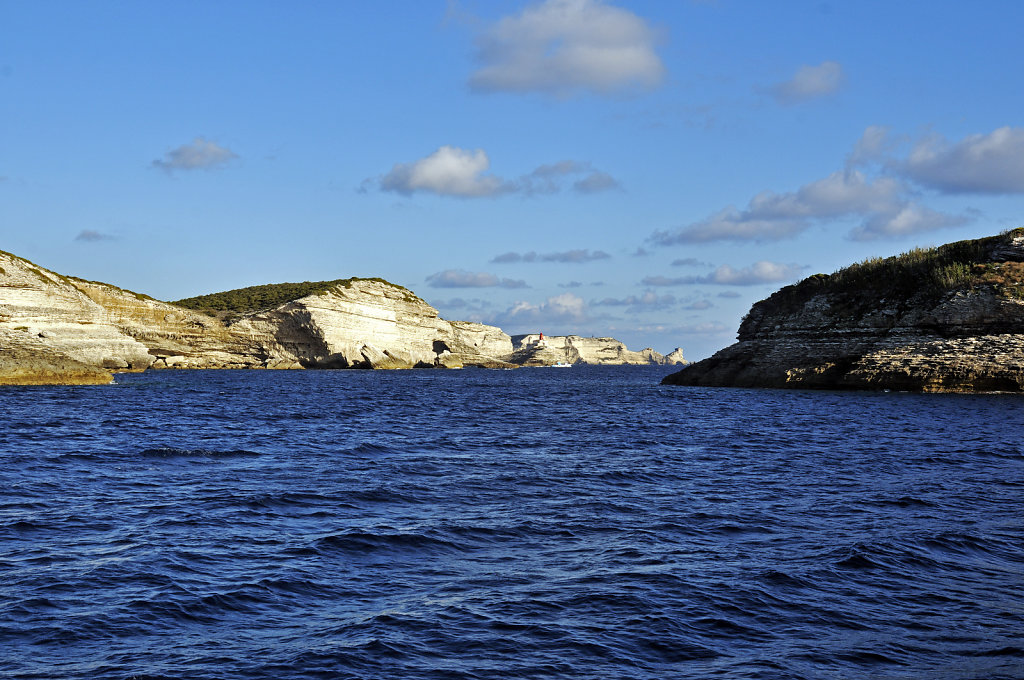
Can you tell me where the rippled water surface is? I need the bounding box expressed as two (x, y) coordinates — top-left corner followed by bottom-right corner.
(2, 367), (1023, 679)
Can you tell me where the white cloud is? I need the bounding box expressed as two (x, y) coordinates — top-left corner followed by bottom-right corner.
(377, 148), (618, 198)
(490, 292), (590, 329)
(651, 169), (905, 244)
(700, 261), (807, 285)
(491, 249), (611, 263)
(648, 124), (1021, 247)
(628, 321), (730, 335)
(769, 60), (844, 105)
(425, 269), (528, 289)
(153, 137), (237, 173)
(469, 0), (664, 97)
(849, 204), (970, 241)
(649, 158), (978, 245)
(381, 146), (503, 197)
(898, 126), (1024, 194)
(650, 207), (806, 245)
(642, 261), (806, 286)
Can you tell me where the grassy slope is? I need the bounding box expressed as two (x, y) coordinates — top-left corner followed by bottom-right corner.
(172, 277), (420, 314)
(742, 228), (1024, 331)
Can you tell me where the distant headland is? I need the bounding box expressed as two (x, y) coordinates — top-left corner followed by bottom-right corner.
(663, 229), (1024, 392)
(0, 250), (685, 385)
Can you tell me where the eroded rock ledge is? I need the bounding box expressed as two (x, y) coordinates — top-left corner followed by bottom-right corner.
(663, 229), (1024, 392)
(0, 250), (684, 385)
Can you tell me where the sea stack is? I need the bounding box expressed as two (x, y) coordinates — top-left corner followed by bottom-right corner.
(663, 229), (1024, 392)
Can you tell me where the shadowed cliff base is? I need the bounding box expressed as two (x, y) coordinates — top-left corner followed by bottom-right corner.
(663, 228), (1024, 392)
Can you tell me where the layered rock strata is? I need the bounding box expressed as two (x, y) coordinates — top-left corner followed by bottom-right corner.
(1, 250), (678, 384)
(663, 230), (1024, 392)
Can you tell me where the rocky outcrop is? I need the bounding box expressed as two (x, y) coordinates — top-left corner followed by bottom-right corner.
(510, 334), (685, 367)
(0, 252), (517, 383)
(2, 250), (680, 384)
(663, 229), (1024, 392)
(0, 250), (266, 385)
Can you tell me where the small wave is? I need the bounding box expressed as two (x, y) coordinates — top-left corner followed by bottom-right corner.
(1, 519), (48, 533)
(870, 495), (936, 508)
(832, 544), (888, 570)
(342, 443), (396, 456)
(837, 649), (907, 665)
(964, 646), (1024, 658)
(708, 522), (775, 535)
(138, 447), (260, 459)
(313, 530), (464, 555)
(239, 491), (334, 509)
(757, 568), (811, 589)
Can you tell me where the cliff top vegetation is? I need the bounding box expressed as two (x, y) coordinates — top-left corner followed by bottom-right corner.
(172, 277), (420, 314)
(741, 228), (1024, 332)
(1, 249), (155, 301)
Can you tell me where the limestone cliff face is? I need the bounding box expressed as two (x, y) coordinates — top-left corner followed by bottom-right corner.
(510, 334), (685, 366)
(0, 251), (264, 384)
(1, 250), (683, 384)
(0, 252), (520, 383)
(234, 281), (514, 370)
(663, 230), (1024, 392)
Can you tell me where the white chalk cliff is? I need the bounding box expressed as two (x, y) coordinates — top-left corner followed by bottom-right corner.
(0, 250), (681, 384)
(510, 334), (685, 366)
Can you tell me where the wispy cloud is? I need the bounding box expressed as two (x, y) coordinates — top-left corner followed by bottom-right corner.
(74, 229), (116, 243)
(671, 257), (709, 267)
(489, 292), (590, 330)
(491, 248), (611, 264)
(593, 289), (677, 311)
(846, 125), (903, 167)
(425, 269), (528, 289)
(430, 297), (494, 321)
(469, 0), (664, 97)
(647, 124), (1005, 245)
(896, 126), (1024, 194)
(849, 204), (971, 241)
(768, 60), (844, 105)
(650, 169), (906, 245)
(152, 137), (238, 173)
(642, 261), (806, 286)
(573, 170), (621, 193)
(376, 147), (619, 198)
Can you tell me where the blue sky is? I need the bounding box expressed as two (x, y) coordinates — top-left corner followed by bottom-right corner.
(3, 0), (1024, 359)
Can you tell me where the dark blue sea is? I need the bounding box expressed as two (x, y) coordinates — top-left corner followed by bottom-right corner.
(1, 366), (1023, 680)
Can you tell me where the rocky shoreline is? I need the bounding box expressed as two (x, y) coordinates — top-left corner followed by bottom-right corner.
(0, 250), (685, 385)
(663, 229), (1024, 392)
